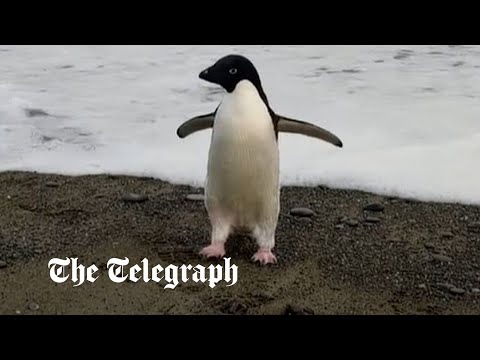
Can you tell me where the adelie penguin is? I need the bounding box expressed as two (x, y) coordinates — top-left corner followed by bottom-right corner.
(177, 54), (343, 265)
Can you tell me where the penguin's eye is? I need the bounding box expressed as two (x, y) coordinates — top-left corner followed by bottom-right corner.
(229, 68), (238, 75)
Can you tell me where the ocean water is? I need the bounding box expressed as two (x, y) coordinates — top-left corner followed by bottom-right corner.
(0, 45), (479, 205)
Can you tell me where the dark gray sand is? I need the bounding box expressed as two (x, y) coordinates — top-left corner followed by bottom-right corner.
(1, 171), (479, 315)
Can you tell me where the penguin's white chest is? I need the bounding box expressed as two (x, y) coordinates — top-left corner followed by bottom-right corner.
(206, 80), (280, 227)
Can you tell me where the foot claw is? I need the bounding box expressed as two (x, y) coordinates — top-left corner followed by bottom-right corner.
(199, 244), (226, 259)
(252, 249), (277, 265)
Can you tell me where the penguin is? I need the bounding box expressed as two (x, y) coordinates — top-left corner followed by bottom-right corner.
(177, 54), (343, 265)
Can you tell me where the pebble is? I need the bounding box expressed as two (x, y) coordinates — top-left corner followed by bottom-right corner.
(440, 231), (454, 239)
(437, 283), (454, 291)
(424, 243), (435, 250)
(45, 181), (60, 188)
(365, 216), (381, 224)
(449, 287), (466, 295)
(345, 219), (359, 227)
(15, 310), (21, 315)
(337, 216), (349, 224)
(121, 193), (148, 203)
(363, 203), (385, 212)
(284, 304), (315, 315)
(0, 260), (7, 269)
(432, 248), (445, 255)
(256, 292), (275, 301)
(290, 208), (315, 218)
(472, 288), (480, 294)
(432, 254), (453, 263)
(335, 224), (345, 230)
(28, 302), (40, 311)
(185, 194), (205, 202)
(468, 222), (480, 230)
(418, 284), (427, 290)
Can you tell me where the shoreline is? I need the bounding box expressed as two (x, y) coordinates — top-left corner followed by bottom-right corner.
(1, 171), (479, 315)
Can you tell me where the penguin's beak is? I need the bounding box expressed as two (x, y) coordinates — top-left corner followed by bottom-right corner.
(199, 66), (216, 83)
(199, 67), (209, 79)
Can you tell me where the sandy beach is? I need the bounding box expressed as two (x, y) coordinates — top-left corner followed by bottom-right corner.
(0, 171), (479, 315)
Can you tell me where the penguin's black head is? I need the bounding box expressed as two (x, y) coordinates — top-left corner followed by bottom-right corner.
(199, 54), (263, 94)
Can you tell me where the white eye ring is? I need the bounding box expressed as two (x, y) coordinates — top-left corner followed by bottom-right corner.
(229, 68), (238, 75)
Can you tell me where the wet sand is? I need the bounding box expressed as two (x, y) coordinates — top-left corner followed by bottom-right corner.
(0, 171), (479, 315)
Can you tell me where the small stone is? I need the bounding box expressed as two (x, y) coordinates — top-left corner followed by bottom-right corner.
(229, 302), (248, 314)
(408, 219), (417, 225)
(424, 243), (435, 250)
(0, 260), (7, 269)
(363, 203), (385, 212)
(256, 292), (275, 301)
(418, 284), (427, 290)
(472, 288), (480, 294)
(15, 310), (21, 315)
(365, 216), (381, 224)
(28, 302), (40, 311)
(440, 231), (454, 239)
(468, 222), (480, 230)
(34, 249), (43, 254)
(285, 304), (315, 315)
(45, 181), (60, 188)
(337, 216), (349, 224)
(432, 254), (453, 263)
(290, 208), (315, 218)
(449, 287), (465, 295)
(7, 195), (11, 200)
(437, 283), (454, 291)
(335, 224), (345, 230)
(121, 193), (148, 203)
(432, 248), (445, 255)
(185, 194), (205, 202)
(346, 219), (359, 227)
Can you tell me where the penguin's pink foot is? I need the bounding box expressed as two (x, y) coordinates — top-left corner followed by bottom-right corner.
(199, 244), (226, 259)
(252, 249), (277, 265)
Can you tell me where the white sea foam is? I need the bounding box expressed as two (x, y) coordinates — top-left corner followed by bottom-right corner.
(0, 45), (479, 205)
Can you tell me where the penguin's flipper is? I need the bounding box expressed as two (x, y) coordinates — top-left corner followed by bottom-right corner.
(277, 116), (343, 148)
(176, 113), (215, 139)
